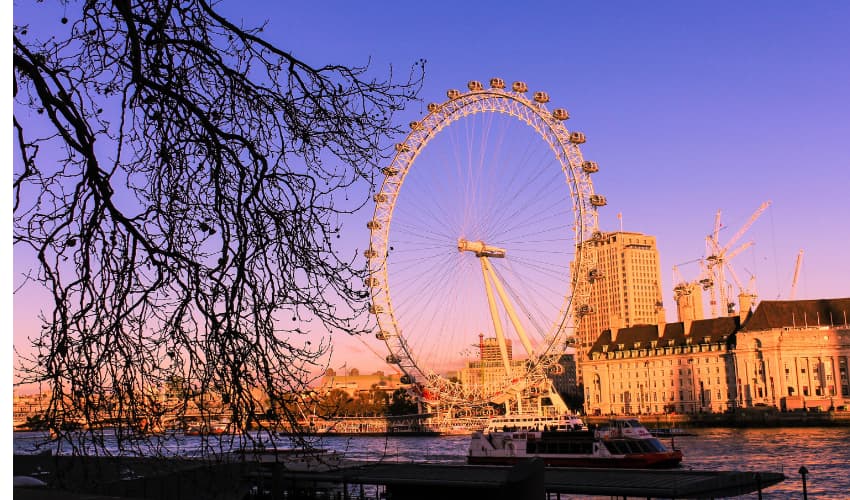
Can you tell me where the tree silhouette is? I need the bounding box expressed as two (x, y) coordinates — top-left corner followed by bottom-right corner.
(13, 0), (423, 456)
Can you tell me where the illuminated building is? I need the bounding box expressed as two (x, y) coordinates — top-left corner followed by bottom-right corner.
(576, 231), (666, 364)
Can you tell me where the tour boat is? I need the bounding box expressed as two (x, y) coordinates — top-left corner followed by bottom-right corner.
(468, 418), (683, 469)
(184, 420), (240, 436)
(484, 413), (588, 433)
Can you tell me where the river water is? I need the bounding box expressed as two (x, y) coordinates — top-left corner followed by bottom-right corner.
(14, 427), (850, 498)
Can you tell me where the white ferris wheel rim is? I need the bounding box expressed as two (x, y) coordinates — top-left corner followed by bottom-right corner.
(366, 80), (601, 406)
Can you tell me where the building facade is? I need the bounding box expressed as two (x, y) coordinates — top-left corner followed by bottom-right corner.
(582, 316), (739, 415)
(734, 298), (850, 411)
(460, 336), (526, 390)
(582, 298), (850, 416)
(576, 232), (666, 364)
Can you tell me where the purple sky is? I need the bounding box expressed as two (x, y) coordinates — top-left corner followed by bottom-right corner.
(10, 1), (850, 378)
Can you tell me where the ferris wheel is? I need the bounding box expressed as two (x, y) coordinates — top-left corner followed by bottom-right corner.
(365, 78), (604, 408)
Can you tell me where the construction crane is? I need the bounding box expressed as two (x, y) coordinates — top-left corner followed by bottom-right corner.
(704, 201), (771, 317)
(790, 250), (804, 300)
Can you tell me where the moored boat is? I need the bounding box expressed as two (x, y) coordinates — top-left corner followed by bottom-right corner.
(484, 413), (588, 433)
(468, 418), (682, 469)
(649, 427), (697, 437)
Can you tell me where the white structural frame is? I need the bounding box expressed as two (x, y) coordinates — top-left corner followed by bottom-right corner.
(366, 80), (601, 406)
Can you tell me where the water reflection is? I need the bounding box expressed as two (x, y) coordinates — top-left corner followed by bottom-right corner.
(15, 427), (850, 498)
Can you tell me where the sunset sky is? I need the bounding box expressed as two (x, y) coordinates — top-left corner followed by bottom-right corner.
(11, 1), (850, 380)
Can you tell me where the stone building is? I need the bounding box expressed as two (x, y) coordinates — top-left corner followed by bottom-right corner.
(582, 297), (850, 416)
(582, 316), (739, 415)
(734, 298), (850, 411)
(319, 369), (407, 397)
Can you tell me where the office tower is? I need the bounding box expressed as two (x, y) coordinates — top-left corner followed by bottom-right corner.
(576, 232), (665, 362)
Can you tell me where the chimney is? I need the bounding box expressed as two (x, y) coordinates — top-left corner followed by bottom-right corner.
(683, 318), (693, 336)
(738, 292), (754, 322)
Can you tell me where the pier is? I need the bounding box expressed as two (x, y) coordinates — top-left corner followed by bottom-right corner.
(14, 454), (785, 499)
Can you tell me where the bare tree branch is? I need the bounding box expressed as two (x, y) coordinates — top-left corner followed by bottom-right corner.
(13, 0), (424, 457)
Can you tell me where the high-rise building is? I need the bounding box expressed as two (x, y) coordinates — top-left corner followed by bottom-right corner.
(478, 333), (512, 363)
(576, 231), (665, 363)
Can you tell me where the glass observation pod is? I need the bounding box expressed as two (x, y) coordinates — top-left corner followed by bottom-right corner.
(552, 108), (569, 120)
(447, 89), (461, 99)
(512, 81), (529, 92)
(577, 304), (594, 316)
(386, 354), (400, 364)
(427, 102), (440, 112)
(533, 91), (550, 103)
(375, 331), (389, 341)
(399, 375), (413, 384)
(569, 131), (586, 144)
(364, 277), (379, 287)
(382, 166), (399, 176)
(366, 220), (381, 230)
(590, 194), (607, 206)
(410, 121), (424, 131)
(582, 161), (599, 173)
(363, 247), (378, 259)
(468, 80), (484, 91)
(395, 143), (410, 152)
(370, 304), (384, 314)
(373, 193), (388, 203)
(588, 268), (604, 281)
(489, 77), (505, 89)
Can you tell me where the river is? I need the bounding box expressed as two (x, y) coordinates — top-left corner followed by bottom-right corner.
(14, 427), (850, 498)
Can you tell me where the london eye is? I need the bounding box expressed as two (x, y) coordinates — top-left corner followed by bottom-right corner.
(365, 78), (604, 410)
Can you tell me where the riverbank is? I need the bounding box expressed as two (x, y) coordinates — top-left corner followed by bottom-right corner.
(586, 408), (850, 429)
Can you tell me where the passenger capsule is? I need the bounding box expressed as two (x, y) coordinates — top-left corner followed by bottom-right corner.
(533, 91), (549, 103)
(447, 89), (461, 99)
(364, 277), (380, 287)
(395, 143), (410, 152)
(382, 166), (399, 176)
(427, 102), (440, 112)
(467, 80), (484, 91)
(366, 220), (381, 230)
(375, 331), (388, 341)
(410, 121), (424, 131)
(512, 81), (528, 93)
(582, 161), (599, 173)
(363, 248), (378, 259)
(386, 354), (400, 364)
(373, 193), (388, 203)
(590, 194), (607, 207)
(577, 304), (595, 316)
(370, 304), (384, 314)
(569, 131), (586, 144)
(400, 375), (413, 384)
(489, 77), (505, 89)
(552, 108), (569, 120)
